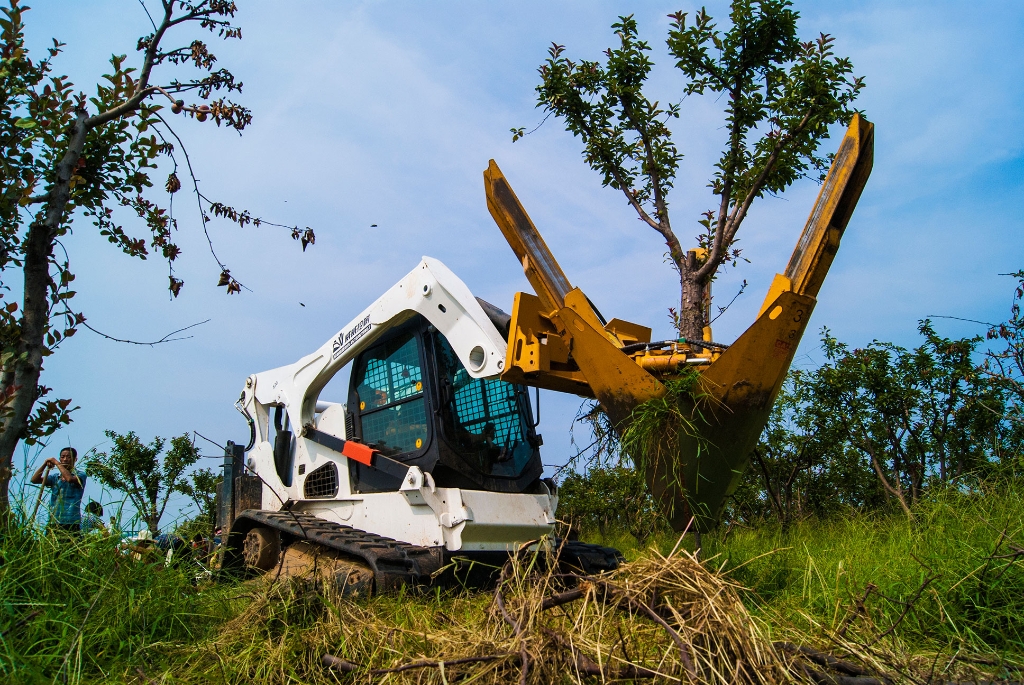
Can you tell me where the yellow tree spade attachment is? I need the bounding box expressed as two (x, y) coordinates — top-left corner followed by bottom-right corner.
(485, 114), (874, 531)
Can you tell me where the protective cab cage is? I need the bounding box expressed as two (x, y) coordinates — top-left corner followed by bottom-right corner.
(341, 313), (544, 494)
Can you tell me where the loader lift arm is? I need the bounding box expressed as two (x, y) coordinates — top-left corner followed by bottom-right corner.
(239, 257), (508, 459)
(486, 114), (874, 531)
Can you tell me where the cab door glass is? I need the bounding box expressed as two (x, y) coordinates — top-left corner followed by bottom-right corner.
(353, 332), (428, 457)
(435, 335), (533, 477)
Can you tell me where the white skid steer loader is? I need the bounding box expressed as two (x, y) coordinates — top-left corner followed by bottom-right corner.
(218, 258), (620, 592)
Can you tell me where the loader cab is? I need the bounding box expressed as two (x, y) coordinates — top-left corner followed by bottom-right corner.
(346, 312), (543, 495)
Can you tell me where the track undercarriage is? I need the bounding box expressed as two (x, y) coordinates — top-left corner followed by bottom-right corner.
(225, 509), (622, 593)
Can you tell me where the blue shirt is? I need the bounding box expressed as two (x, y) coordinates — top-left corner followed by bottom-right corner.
(45, 469), (87, 525)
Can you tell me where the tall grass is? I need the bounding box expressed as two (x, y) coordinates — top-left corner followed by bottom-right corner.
(2, 482), (1020, 683)
(592, 480), (1024, 667)
(0, 526), (241, 684)
(707, 483), (1024, 659)
(168, 580), (501, 683)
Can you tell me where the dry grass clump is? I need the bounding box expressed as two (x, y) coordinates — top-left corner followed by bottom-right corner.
(135, 536), (1020, 684)
(172, 543), (813, 684)
(484, 545), (804, 684)
(597, 552), (797, 683)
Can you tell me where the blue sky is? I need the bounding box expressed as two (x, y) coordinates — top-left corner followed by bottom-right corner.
(15, 1), (1024, 527)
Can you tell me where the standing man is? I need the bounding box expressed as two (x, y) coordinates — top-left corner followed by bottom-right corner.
(30, 447), (87, 533)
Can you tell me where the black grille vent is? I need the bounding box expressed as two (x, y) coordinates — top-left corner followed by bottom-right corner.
(303, 462), (338, 499)
(345, 410), (355, 439)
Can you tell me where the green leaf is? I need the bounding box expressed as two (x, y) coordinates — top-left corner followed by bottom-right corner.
(14, 117), (36, 129)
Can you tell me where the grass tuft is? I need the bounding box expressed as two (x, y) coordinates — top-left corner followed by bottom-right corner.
(0, 526), (240, 684)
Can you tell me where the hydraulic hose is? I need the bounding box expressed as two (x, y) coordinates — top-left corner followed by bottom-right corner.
(235, 392), (257, 452)
(619, 337), (731, 355)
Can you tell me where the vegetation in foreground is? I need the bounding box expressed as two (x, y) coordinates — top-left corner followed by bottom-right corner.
(597, 481), (1024, 667)
(1, 481), (1020, 684)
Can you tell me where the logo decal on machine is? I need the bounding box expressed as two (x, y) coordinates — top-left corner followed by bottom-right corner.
(332, 314), (372, 359)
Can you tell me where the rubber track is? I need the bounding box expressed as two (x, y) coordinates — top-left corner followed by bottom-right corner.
(553, 539), (624, 575)
(229, 510), (444, 591)
(228, 511), (623, 589)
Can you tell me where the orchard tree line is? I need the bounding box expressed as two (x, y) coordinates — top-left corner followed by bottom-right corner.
(560, 271), (1024, 539)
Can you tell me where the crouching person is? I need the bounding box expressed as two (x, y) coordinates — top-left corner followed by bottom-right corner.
(82, 501), (107, 534)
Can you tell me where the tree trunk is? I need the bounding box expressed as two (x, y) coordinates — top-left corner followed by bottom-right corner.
(678, 266), (706, 342)
(0, 111), (88, 519)
(864, 443), (913, 519)
(0, 221), (51, 520)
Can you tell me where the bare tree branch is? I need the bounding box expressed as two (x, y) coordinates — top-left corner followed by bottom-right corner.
(77, 317), (210, 346)
(697, 109), (813, 282)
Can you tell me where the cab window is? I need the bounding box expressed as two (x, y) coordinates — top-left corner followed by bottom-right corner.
(434, 334), (534, 478)
(353, 331), (428, 457)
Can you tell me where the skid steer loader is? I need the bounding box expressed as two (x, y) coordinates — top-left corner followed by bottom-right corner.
(218, 114), (872, 592)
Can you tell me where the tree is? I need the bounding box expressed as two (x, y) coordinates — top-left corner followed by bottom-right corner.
(525, 1), (863, 340)
(0, 0), (314, 516)
(983, 270), (1024, 462)
(743, 376), (819, 527)
(728, 370), (886, 527)
(804, 325), (1009, 516)
(729, 320), (1021, 525)
(178, 466), (220, 533)
(557, 464), (668, 543)
(87, 430), (199, 534)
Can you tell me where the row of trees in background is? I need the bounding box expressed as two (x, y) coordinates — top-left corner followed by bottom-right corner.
(91, 269), (1023, 539)
(559, 272), (1024, 540)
